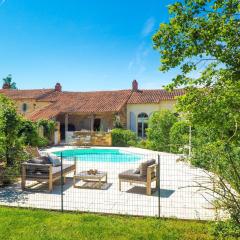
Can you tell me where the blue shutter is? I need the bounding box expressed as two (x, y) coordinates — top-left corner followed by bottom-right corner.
(130, 112), (136, 132)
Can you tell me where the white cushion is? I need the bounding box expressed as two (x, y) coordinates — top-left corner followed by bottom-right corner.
(48, 153), (61, 167)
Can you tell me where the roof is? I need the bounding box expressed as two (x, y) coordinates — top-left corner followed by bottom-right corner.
(0, 89), (54, 100)
(127, 89), (185, 104)
(0, 87), (185, 121)
(28, 90), (132, 121)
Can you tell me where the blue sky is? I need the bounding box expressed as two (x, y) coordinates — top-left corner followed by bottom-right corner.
(0, 0), (178, 91)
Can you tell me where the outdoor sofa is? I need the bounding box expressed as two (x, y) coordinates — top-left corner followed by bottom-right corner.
(118, 159), (158, 196)
(21, 151), (76, 192)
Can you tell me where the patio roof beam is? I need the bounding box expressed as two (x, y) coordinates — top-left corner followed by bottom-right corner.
(90, 114), (94, 132)
(65, 113), (69, 139)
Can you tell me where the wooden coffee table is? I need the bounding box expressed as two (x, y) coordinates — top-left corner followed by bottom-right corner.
(73, 171), (107, 189)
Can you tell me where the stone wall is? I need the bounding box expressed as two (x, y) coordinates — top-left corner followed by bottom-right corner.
(118, 105), (127, 129)
(72, 131), (112, 146)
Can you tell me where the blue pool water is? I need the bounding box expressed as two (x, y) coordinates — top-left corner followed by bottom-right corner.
(53, 148), (142, 163)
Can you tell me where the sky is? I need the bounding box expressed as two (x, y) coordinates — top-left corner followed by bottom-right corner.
(0, 0), (178, 91)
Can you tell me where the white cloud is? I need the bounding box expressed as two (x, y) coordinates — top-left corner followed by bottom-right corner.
(128, 42), (151, 78)
(142, 17), (155, 37)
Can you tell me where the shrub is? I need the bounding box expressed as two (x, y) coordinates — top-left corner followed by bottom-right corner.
(147, 110), (177, 152)
(37, 137), (49, 148)
(0, 95), (28, 184)
(169, 121), (190, 153)
(37, 119), (56, 143)
(111, 129), (137, 147)
(135, 139), (148, 149)
(213, 220), (240, 240)
(0, 95), (24, 167)
(19, 119), (54, 148)
(18, 119), (39, 146)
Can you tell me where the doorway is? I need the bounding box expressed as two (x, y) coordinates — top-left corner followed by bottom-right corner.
(93, 118), (101, 131)
(60, 123), (76, 140)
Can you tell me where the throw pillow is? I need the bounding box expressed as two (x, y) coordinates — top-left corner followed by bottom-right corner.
(48, 153), (61, 167)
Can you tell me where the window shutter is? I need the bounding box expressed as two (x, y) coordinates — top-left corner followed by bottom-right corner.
(130, 112), (136, 132)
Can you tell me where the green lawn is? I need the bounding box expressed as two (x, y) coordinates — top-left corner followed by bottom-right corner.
(0, 207), (214, 240)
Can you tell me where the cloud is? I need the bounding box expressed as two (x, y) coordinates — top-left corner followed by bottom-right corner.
(142, 17), (155, 37)
(128, 42), (150, 78)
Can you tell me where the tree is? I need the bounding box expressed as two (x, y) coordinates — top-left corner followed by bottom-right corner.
(153, 0), (239, 89)
(169, 120), (190, 154)
(147, 110), (177, 152)
(153, 0), (240, 228)
(2, 74), (17, 89)
(18, 119), (40, 146)
(0, 94), (27, 184)
(37, 119), (56, 143)
(0, 95), (23, 167)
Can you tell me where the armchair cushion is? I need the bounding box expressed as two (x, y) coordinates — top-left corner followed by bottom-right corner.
(48, 153), (61, 167)
(28, 156), (51, 165)
(119, 170), (146, 181)
(140, 159), (156, 176)
(119, 169), (156, 181)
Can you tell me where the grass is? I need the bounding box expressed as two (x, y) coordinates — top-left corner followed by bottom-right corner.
(0, 207), (215, 240)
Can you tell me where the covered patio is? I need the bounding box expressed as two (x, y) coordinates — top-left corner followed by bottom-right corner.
(28, 90), (131, 145)
(56, 112), (117, 142)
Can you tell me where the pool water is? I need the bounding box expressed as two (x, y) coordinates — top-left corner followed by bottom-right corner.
(53, 148), (142, 163)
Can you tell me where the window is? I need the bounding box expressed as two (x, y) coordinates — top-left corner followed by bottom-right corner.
(22, 103), (28, 113)
(137, 113), (148, 138)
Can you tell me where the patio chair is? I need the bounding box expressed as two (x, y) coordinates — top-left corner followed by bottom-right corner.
(21, 156), (76, 192)
(118, 159), (159, 196)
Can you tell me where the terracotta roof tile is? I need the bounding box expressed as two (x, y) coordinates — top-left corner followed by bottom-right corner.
(0, 87), (185, 121)
(29, 90), (132, 121)
(127, 89), (185, 104)
(0, 89), (54, 100)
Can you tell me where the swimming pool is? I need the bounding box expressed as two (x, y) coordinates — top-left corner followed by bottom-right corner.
(53, 148), (142, 163)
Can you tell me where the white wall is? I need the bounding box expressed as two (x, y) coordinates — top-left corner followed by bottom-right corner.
(126, 100), (176, 134)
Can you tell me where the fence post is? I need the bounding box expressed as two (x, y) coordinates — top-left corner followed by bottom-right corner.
(60, 152), (64, 212)
(157, 154), (161, 218)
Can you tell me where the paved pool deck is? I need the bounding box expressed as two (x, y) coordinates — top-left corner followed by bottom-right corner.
(0, 146), (218, 220)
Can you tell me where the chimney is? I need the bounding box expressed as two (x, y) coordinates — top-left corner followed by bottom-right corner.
(132, 79), (138, 92)
(2, 83), (10, 89)
(55, 83), (62, 92)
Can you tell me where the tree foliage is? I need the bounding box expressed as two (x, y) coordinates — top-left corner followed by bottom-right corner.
(18, 119), (41, 146)
(0, 95), (23, 167)
(37, 119), (56, 142)
(169, 120), (190, 154)
(0, 95), (27, 184)
(147, 110), (177, 152)
(0, 94), (55, 184)
(153, 0), (240, 226)
(153, 0), (240, 89)
(2, 74), (17, 89)
(111, 128), (137, 147)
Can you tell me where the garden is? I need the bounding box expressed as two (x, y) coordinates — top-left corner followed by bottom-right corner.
(0, 0), (239, 239)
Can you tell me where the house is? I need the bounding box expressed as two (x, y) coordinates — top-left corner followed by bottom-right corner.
(0, 80), (184, 144)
